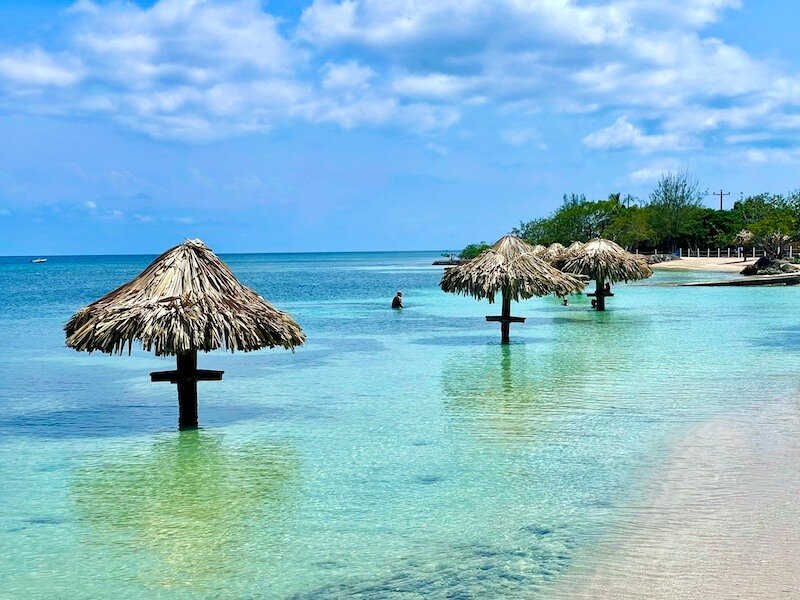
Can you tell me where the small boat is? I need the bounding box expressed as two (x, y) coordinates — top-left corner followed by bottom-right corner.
(31, 258), (47, 263)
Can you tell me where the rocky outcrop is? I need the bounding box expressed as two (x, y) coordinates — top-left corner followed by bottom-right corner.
(741, 257), (800, 275)
(647, 254), (680, 264)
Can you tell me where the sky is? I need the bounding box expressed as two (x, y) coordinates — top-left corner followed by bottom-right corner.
(1, 0), (800, 255)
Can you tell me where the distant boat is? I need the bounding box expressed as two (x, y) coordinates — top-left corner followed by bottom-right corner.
(31, 258), (47, 263)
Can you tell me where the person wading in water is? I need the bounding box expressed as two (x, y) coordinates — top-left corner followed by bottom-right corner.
(391, 291), (403, 309)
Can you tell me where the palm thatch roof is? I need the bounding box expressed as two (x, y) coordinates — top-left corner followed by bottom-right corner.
(562, 238), (653, 283)
(65, 239), (305, 356)
(440, 235), (585, 302)
(550, 241), (585, 269)
(565, 241), (584, 257)
(531, 244), (547, 257)
(542, 242), (566, 263)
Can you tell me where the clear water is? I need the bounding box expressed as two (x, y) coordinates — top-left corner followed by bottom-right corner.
(1, 252), (798, 598)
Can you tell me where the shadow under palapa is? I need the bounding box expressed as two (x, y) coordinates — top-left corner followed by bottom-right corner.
(71, 430), (300, 589)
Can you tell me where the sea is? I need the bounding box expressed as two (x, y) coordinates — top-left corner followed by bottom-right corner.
(1, 251), (798, 598)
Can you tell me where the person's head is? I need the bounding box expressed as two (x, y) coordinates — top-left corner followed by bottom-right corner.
(396, 291), (402, 297)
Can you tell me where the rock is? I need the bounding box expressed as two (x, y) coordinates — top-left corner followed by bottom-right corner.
(741, 258), (800, 276)
(647, 253), (680, 264)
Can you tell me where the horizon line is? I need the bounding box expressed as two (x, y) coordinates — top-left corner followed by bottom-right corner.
(0, 248), (457, 259)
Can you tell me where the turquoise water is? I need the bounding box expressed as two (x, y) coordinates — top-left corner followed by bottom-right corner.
(1, 252), (799, 598)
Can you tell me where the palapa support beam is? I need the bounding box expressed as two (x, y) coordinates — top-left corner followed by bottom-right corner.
(485, 316), (526, 323)
(500, 289), (514, 344)
(150, 350), (224, 429)
(589, 275), (612, 311)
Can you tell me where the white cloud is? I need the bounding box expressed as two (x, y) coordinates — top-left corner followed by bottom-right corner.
(627, 161), (682, 183)
(0, 0), (795, 157)
(391, 73), (478, 100)
(0, 48), (82, 87)
(84, 200), (97, 209)
(583, 116), (689, 154)
(322, 61), (374, 90)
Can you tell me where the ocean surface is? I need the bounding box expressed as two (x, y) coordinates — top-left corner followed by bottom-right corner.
(1, 251), (798, 598)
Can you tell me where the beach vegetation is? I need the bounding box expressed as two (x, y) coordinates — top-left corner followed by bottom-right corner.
(465, 172), (800, 257)
(459, 242), (491, 260)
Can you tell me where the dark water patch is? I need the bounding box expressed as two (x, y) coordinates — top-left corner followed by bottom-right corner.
(417, 475), (443, 485)
(521, 525), (553, 537)
(25, 515), (66, 526)
(752, 327), (800, 351)
(291, 535), (576, 598)
(410, 439), (434, 447)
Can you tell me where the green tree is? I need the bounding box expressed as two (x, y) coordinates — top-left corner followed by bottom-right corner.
(458, 242), (491, 259)
(647, 171), (706, 251)
(603, 206), (657, 249)
(514, 194), (624, 245)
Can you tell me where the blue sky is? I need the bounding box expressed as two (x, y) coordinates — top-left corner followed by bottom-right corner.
(1, 0), (800, 254)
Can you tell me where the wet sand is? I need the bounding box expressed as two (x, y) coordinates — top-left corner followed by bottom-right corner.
(568, 400), (800, 599)
(651, 257), (753, 273)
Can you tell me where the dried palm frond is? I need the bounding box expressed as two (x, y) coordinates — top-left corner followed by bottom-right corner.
(65, 239), (305, 356)
(562, 238), (653, 283)
(440, 235), (586, 302)
(542, 242), (566, 263)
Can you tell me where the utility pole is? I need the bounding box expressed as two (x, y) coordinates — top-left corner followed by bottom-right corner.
(714, 189), (730, 210)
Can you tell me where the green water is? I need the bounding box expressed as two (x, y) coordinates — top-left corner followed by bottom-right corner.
(0, 253), (798, 597)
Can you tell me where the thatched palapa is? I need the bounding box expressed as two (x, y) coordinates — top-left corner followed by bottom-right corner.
(65, 239), (304, 428)
(562, 238), (653, 310)
(542, 242), (566, 263)
(441, 235), (585, 343)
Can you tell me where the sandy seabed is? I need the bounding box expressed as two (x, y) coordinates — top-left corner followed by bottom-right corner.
(565, 400), (800, 599)
(651, 257), (754, 273)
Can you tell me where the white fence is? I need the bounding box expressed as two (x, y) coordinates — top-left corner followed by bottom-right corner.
(634, 248), (796, 258)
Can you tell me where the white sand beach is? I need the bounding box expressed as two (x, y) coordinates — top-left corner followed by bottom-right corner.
(650, 257), (754, 273)
(569, 400), (800, 599)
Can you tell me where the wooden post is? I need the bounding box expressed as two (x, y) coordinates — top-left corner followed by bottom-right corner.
(177, 350), (199, 429)
(500, 289), (511, 345)
(595, 275), (606, 311)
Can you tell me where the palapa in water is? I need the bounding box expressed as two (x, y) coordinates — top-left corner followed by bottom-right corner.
(65, 239), (305, 428)
(440, 235), (585, 343)
(562, 238), (652, 310)
(542, 242), (566, 264)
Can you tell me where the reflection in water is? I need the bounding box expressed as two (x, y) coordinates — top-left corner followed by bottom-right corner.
(441, 310), (650, 442)
(442, 341), (587, 441)
(71, 431), (299, 590)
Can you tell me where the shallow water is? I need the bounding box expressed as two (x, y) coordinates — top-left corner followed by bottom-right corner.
(1, 252), (799, 598)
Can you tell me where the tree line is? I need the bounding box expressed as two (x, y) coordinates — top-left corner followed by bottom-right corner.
(460, 171), (800, 259)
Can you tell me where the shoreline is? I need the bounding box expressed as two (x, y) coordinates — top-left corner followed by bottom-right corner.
(564, 399), (800, 599)
(650, 256), (753, 273)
